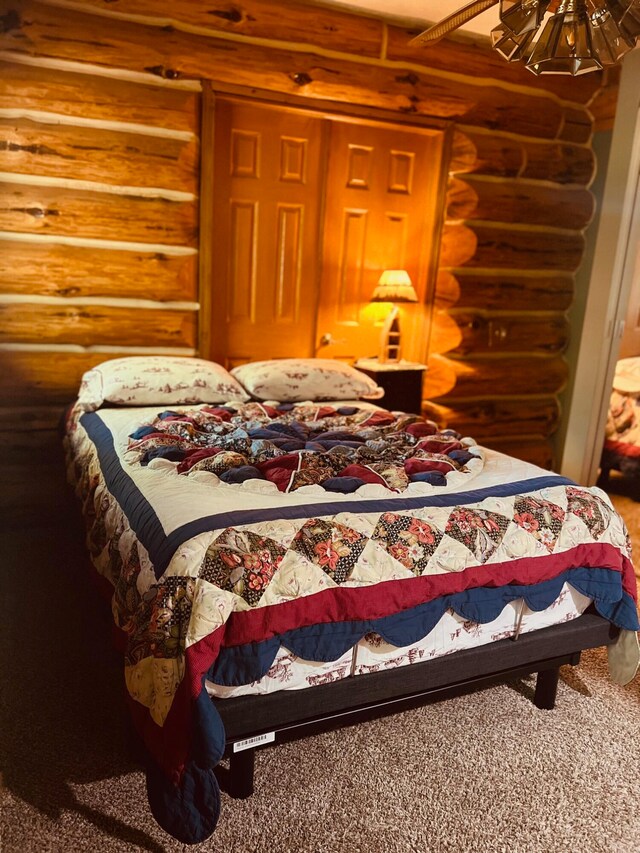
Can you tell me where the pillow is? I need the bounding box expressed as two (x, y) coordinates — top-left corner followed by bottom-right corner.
(77, 356), (250, 412)
(230, 358), (385, 402)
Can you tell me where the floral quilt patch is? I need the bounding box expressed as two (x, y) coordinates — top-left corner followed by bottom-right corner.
(445, 507), (511, 564)
(566, 487), (612, 540)
(290, 519), (367, 583)
(371, 512), (444, 575)
(200, 529), (286, 606)
(513, 495), (565, 553)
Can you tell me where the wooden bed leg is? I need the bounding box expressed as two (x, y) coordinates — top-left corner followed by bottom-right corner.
(228, 748), (255, 799)
(534, 667), (560, 710)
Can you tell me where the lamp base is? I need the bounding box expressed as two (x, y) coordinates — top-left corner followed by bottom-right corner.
(379, 305), (401, 363)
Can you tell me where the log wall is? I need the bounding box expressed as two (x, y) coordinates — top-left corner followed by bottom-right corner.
(0, 55), (201, 429)
(0, 0), (613, 465)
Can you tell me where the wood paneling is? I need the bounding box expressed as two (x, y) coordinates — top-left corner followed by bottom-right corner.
(0, 182), (197, 245)
(481, 438), (554, 469)
(71, 0), (385, 58)
(0, 350), (186, 404)
(0, 303), (196, 347)
(434, 270), (574, 312)
(424, 353), (569, 398)
(385, 25), (602, 106)
(0, 239), (197, 300)
(589, 66), (621, 132)
(0, 61), (199, 133)
(0, 2), (577, 137)
(449, 131), (522, 179)
(446, 177), (594, 230)
(423, 397), (560, 441)
(0, 405), (62, 431)
(0, 55), (200, 422)
(31, 0), (604, 112)
(450, 131), (596, 186)
(0, 118), (199, 192)
(430, 311), (569, 357)
(558, 105), (593, 144)
(1, 0), (612, 460)
(441, 223), (585, 272)
(520, 140), (595, 186)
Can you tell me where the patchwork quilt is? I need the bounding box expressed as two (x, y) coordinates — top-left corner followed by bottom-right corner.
(65, 401), (639, 844)
(602, 358), (640, 479)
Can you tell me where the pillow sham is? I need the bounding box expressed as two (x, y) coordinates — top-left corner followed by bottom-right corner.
(230, 358), (385, 402)
(77, 356), (250, 412)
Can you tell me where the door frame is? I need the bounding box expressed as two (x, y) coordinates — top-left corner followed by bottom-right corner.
(560, 51), (640, 485)
(196, 79), (454, 361)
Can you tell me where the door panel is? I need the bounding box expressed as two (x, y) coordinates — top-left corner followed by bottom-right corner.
(316, 120), (446, 362)
(210, 99), (324, 366)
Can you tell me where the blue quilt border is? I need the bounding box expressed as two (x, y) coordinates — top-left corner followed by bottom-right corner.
(208, 567), (639, 687)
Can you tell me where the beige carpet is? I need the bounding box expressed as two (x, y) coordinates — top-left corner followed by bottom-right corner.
(1, 444), (639, 853)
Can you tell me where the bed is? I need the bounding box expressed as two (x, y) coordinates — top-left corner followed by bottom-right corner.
(64, 356), (640, 844)
(601, 357), (640, 483)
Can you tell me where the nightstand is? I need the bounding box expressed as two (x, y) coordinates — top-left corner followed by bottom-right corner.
(355, 358), (426, 415)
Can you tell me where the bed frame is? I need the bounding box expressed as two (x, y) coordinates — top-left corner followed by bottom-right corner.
(214, 611), (617, 799)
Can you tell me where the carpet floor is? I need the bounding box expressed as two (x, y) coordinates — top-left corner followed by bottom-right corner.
(1, 440), (638, 853)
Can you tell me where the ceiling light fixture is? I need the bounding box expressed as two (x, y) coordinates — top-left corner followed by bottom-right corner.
(410, 0), (639, 75)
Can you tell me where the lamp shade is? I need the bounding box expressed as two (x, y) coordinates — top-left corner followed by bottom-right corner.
(370, 270), (419, 303)
(608, 0), (640, 38)
(588, 3), (635, 64)
(491, 23), (538, 59)
(499, 0), (551, 35)
(526, 0), (603, 75)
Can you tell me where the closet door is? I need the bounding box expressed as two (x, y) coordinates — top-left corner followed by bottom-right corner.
(316, 119), (446, 362)
(210, 98), (325, 366)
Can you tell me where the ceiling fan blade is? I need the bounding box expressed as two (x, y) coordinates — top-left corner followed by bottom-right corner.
(409, 0), (499, 46)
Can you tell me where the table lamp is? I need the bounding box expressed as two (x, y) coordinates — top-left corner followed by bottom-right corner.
(369, 269), (418, 363)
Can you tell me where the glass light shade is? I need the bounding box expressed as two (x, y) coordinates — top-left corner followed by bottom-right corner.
(608, 0), (640, 38)
(491, 23), (538, 59)
(588, 4), (635, 64)
(499, 0), (551, 35)
(370, 270), (419, 303)
(526, 0), (603, 75)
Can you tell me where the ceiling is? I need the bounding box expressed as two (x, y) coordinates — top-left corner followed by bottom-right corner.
(316, 0), (499, 35)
